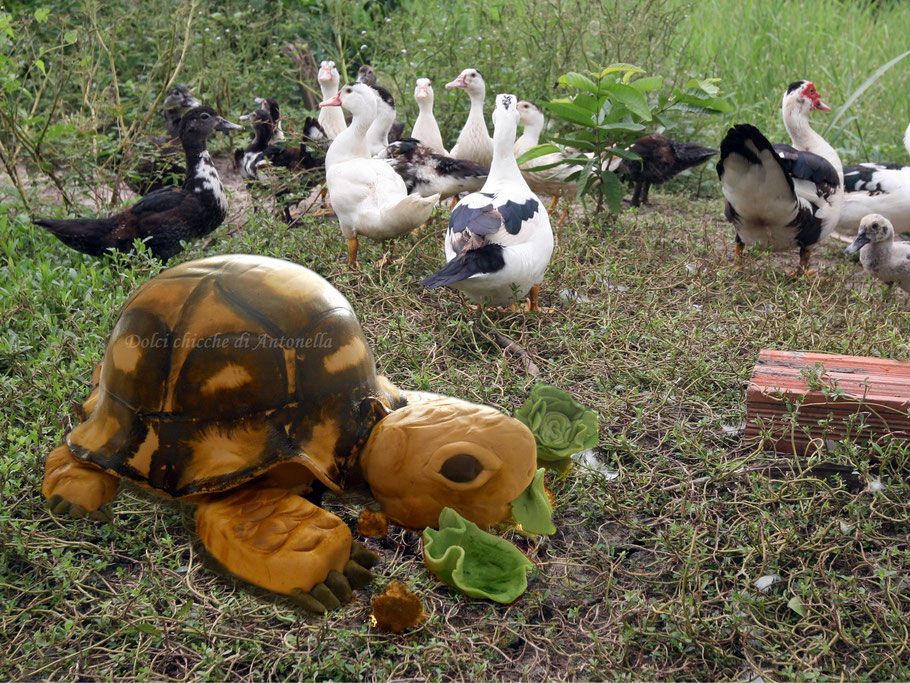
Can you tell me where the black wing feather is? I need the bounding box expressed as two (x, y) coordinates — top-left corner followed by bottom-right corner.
(498, 198), (539, 235)
(773, 143), (840, 197)
(419, 244), (505, 289)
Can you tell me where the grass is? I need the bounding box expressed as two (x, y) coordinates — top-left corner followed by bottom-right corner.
(2, 180), (909, 679)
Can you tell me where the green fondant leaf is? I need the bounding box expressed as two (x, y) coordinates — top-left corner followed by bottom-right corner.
(423, 508), (533, 603)
(510, 468), (556, 535)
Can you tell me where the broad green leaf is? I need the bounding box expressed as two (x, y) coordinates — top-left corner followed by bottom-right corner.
(541, 100), (594, 127)
(557, 71), (598, 93)
(64, 29), (78, 43)
(35, 59), (46, 76)
(516, 144), (562, 166)
(596, 121), (646, 133)
(601, 171), (624, 213)
(602, 83), (652, 121)
(596, 63), (645, 81)
(34, 8), (50, 22)
(687, 77), (721, 96)
(630, 76), (663, 92)
(574, 92), (602, 115)
(134, 622), (162, 635)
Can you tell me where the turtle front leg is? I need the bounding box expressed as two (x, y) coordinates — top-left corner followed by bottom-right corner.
(43, 443), (118, 522)
(195, 487), (378, 613)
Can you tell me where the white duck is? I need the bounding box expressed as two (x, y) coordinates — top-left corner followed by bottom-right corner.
(845, 214), (910, 293)
(446, 68), (493, 166)
(837, 123), (910, 236)
(317, 60), (346, 139)
(513, 100), (584, 200)
(411, 78), (447, 155)
(421, 94), (554, 311)
(320, 83), (439, 267)
(717, 80), (844, 274)
(364, 84), (397, 157)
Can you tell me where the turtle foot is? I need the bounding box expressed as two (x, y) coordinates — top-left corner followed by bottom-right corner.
(195, 487), (372, 609)
(43, 444), (118, 520)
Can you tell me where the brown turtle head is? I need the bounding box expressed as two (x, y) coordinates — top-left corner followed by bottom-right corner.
(360, 394), (536, 529)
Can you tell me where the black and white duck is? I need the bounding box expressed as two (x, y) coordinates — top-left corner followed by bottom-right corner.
(36, 107), (242, 260)
(717, 81), (843, 274)
(838, 123), (910, 236)
(421, 94), (554, 311)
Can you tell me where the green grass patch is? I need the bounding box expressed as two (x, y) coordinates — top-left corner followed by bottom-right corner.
(2, 185), (909, 679)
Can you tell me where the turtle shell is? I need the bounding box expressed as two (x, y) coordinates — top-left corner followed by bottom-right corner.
(67, 255), (405, 498)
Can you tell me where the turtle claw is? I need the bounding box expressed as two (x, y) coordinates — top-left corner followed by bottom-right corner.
(47, 494), (113, 523)
(351, 541), (379, 569)
(290, 550), (378, 613)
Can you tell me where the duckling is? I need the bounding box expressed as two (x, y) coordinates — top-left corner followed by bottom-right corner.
(845, 214), (910, 293)
(35, 107), (242, 260)
(421, 94), (554, 311)
(127, 84), (200, 194)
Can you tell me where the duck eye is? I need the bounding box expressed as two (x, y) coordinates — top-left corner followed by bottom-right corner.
(200, 112), (209, 119)
(439, 453), (484, 483)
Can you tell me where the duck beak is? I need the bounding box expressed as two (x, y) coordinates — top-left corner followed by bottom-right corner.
(446, 75), (467, 89)
(238, 112), (253, 123)
(184, 96), (201, 108)
(813, 99), (831, 113)
(845, 233), (870, 255)
(416, 85), (429, 98)
(320, 93), (342, 107)
(215, 117), (244, 132)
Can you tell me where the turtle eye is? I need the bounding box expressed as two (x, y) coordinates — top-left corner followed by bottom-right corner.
(439, 454), (484, 483)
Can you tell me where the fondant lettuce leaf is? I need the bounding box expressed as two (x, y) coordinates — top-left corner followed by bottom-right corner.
(510, 468), (555, 535)
(423, 508), (533, 603)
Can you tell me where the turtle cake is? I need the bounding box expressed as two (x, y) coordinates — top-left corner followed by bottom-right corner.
(43, 255), (537, 612)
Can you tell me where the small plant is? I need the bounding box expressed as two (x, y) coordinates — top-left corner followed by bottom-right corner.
(518, 64), (731, 213)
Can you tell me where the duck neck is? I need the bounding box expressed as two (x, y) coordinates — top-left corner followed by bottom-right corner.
(182, 136), (227, 218)
(486, 117), (525, 187)
(366, 104), (395, 154)
(246, 122), (272, 152)
(784, 107), (843, 178)
(326, 106), (372, 163)
(514, 119), (542, 157)
(164, 108), (183, 139)
(320, 79), (338, 100)
(465, 88), (487, 131)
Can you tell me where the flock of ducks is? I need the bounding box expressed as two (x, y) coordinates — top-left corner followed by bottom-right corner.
(717, 80), (910, 291)
(31, 68), (910, 308)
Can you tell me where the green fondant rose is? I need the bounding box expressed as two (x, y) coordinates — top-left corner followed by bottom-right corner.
(423, 508), (533, 603)
(514, 384), (599, 471)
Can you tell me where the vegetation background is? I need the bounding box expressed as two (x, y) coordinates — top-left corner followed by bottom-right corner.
(1, 0), (909, 680)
